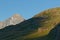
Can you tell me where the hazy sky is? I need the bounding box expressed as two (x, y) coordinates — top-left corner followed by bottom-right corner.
(0, 0), (60, 21)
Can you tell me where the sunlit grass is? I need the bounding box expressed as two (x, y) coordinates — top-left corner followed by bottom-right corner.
(23, 7), (60, 39)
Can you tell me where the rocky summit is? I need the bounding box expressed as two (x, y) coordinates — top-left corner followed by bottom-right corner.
(0, 7), (60, 40)
(0, 14), (25, 29)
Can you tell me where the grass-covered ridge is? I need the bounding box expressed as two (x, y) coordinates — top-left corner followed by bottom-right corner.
(23, 7), (60, 39)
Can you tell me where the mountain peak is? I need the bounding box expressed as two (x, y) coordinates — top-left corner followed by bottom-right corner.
(8, 14), (25, 25)
(0, 14), (25, 29)
(11, 14), (24, 21)
(12, 14), (21, 18)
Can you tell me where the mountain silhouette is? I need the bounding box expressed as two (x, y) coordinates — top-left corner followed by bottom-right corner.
(0, 7), (60, 40)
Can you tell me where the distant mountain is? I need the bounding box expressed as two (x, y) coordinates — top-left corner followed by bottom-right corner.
(0, 14), (25, 29)
(0, 7), (60, 40)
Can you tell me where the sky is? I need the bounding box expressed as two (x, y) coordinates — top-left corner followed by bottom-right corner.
(0, 0), (60, 21)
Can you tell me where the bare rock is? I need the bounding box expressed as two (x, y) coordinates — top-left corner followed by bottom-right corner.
(0, 14), (25, 29)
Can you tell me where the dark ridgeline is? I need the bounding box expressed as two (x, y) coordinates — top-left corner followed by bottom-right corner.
(0, 17), (46, 40)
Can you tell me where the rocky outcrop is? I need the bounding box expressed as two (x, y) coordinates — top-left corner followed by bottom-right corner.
(0, 14), (25, 29)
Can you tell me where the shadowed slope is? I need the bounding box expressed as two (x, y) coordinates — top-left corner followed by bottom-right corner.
(0, 17), (44, 40)
(28, 23), (60, 40)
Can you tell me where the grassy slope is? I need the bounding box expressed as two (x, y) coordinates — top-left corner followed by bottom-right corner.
(23, 7), (60, 39)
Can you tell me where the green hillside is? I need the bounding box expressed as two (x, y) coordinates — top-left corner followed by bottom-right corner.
(23, 7), (60, 40)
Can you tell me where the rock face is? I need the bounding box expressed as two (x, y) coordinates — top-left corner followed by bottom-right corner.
(0, 14), (25, 29)
(0, 22), (4, 29)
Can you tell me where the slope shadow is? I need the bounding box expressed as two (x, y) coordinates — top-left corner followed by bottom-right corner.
(0, 17), (47, 40)
(29, 23), (60, 40)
